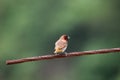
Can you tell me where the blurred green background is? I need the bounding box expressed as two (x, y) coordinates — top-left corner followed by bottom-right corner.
(0, 0), (120, 80)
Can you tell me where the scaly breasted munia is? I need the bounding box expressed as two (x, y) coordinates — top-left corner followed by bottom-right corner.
(54, 35), (70, 54)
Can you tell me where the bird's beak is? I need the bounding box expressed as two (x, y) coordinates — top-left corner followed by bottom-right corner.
(68, 36), (70, 39)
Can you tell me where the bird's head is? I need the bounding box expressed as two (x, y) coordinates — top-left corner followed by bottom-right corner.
(60, 34), (70, 41)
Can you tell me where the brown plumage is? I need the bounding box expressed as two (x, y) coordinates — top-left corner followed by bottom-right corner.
(54, 35), (69, 54)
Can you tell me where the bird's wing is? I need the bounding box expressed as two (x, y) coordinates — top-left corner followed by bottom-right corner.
(55, 40), (67, 49)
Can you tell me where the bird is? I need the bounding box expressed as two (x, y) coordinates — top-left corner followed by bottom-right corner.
(54, 34), (70, 54)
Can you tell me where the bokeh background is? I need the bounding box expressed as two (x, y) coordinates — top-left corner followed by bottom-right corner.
(0, 0), (120, 80)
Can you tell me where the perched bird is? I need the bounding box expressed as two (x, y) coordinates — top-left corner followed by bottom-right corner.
(54, 34), (70, 54)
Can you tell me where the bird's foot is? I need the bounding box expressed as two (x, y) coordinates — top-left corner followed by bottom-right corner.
(63, 52), (67, 56)
(54, 52), (67, 56)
